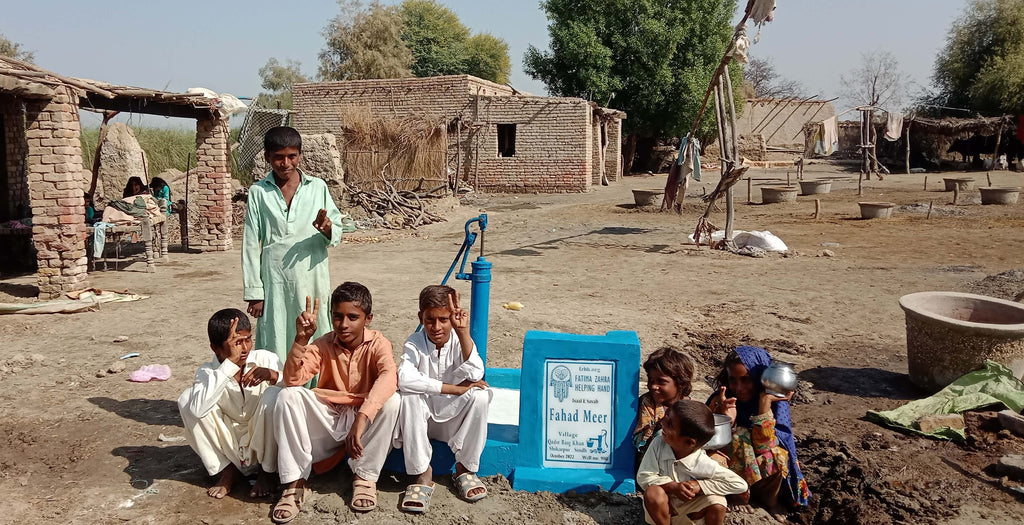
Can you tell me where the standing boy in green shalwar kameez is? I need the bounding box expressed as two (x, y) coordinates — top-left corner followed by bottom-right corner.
(243, 126), (344, 367)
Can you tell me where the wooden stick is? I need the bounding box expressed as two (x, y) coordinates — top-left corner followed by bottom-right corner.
(747, 176), (752, 204)
(923, 176), (928, 191)
(786, 171), (791, 186)
(723, 71), (738, 241)
(814, 198), (820, 219)
(927, 200), (934, 219)
(952, 185), (959, 205)
(905, 120), (912, 175)
(987, 172), (992, 187)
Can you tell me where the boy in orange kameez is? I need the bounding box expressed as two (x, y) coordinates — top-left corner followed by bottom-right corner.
(270, 282), (399, 523)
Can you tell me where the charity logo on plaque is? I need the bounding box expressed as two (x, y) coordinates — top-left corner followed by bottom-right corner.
(543, 359), (615, 469)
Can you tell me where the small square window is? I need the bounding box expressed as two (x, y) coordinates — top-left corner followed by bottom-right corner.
(497, 124), (516, 157)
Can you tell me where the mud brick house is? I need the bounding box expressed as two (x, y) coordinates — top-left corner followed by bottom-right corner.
(292, 75), (625, 193)
(0, 56), (233, 298)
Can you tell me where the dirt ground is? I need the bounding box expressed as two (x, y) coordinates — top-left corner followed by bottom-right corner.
(2, 164), (1024, 524)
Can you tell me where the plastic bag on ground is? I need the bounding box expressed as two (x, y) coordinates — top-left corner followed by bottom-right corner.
(733, 230), (788, 252)
(129, 364), (172, 382)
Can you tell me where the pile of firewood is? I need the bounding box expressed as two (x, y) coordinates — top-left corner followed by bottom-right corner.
(348, 181), (446, 229)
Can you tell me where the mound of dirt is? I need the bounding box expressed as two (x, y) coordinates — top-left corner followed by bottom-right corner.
(969, 268), (1024, 302)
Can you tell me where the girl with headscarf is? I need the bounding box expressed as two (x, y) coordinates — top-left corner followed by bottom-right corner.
(707, 346), (810, 515)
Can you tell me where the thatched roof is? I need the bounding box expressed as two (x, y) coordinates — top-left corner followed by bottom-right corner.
(907, 115), (1015, 136)
(0, 56), (225, 119)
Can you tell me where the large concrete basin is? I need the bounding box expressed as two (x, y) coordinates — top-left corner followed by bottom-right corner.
(899, 291), (1024, 392)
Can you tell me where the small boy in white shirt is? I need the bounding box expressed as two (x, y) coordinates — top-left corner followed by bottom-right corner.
(177, 308), (283, 499)
(637, 400), (748, 525)
(395, 285), (491, 513)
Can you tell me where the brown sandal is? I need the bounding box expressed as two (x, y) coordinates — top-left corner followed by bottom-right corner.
(350, 479), (377, 512)
(271, 486), (309, 524)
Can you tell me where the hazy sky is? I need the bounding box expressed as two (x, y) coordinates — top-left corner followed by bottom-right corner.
(3, 0), (967, 127)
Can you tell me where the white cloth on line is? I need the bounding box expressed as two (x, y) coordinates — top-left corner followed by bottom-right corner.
(885, 112), (904, 141)
(274, 387), (399, 484)
(177, 349), (283, 475)
(812, 116), (839, 156)
(750, 0), (777, 24)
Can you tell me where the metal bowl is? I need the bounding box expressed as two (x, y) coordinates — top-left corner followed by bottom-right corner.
(761, 360), (798, 396)
(703, 414), (733, 450)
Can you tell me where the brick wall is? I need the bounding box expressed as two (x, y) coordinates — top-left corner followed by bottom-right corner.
(472, 96), (593, 193)
(1, 95), (28, 220)
(295, 76), (604, 193)
(193, 116), (232, 251)
(24, 89), (89, 298)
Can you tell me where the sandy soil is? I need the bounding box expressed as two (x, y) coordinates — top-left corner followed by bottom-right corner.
(2, 164), (1024, 524)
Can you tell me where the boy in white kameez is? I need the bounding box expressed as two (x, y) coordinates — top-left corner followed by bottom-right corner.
(177, 308), (283, 500)
(395, 285), (491, 513)
(638, 400), (748, 525)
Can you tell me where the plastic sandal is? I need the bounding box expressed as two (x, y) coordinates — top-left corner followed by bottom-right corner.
(399, 483), (435, 513)
(454, 472), (488, 502)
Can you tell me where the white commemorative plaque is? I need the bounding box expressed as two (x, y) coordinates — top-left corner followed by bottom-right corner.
(543, 359), (615, 469)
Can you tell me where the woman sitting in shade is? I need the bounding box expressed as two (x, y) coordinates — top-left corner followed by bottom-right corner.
(707, 346), (810, 519)
(123, 176), (149, 198)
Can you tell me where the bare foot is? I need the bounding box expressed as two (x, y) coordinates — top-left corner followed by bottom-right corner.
(249, 469), (272, 498)
(208, 464), (239, 499)
(729, 503), (754, 514)
(767, 502), (789, 522)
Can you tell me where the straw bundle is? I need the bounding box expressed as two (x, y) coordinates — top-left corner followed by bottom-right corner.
(338, 107), (448, 192)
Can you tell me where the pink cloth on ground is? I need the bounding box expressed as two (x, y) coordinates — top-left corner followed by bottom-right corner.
(129, 364), (172, 382)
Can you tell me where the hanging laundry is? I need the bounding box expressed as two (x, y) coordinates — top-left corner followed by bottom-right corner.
(677, 136), (702, 182)
(750, 0), (776, 25)
(812, 117), (839, 157)
(885, 112), (904, 141)
(732, 28), (751, 64)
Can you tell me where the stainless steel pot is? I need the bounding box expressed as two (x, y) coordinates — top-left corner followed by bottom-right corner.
(761, 360), (798, 396)
(702, 414), (733, 450)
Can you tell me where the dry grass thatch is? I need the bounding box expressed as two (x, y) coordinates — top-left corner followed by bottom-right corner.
(338, 107), (448, 192)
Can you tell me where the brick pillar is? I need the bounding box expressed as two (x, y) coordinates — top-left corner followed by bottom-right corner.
(25, 89), (89, 298)
(194, 115), (232, 251)
(591, 114), (603, 186)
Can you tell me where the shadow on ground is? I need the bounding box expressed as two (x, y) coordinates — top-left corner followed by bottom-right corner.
(801, 366), (921, 400)
(88, 397), (183, 427)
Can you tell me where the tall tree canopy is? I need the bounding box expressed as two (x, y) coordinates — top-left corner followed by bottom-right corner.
(932, 0), (1024, 114)
(399, 0), (511, 83)
(0, 33), (34, 63)
(319, 0), (413, 81)
(257, 58), (308, 109)
(524, 0), (740, 141)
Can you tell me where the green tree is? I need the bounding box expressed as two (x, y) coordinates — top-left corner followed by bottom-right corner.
(932, 0), (1024, 114)
(257, 58), (308, 109)
(525, 0), (740, 143)
(0, 33), (34, 62)
(464, 33), (511, 84)
(319, 0), (413, 81)
(398, 0), (512, 83)
(400, 0), (470, 77)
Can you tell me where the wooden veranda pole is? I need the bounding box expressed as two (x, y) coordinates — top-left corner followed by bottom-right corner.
(905, 119), (912, 175)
